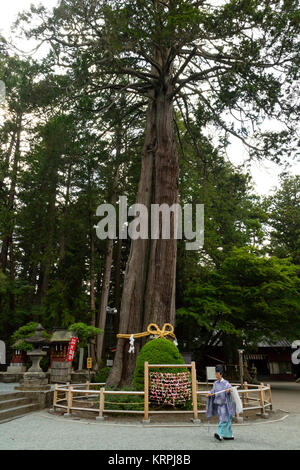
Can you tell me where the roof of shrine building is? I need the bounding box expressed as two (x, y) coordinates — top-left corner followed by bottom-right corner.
(50, 329), (75, 343)
(257, 339), (292, 348)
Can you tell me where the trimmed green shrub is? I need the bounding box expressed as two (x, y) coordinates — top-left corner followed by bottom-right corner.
(132, 337), (187, 390)
(93, 366), (111, 384)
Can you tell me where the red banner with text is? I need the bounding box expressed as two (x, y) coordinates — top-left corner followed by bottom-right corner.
(66, 337), (78, 362)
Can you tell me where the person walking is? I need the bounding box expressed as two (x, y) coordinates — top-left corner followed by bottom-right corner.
(206, 364), (236, 441)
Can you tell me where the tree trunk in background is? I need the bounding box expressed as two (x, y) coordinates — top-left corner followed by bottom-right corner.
(37, 142), (60, 302)
(0, 116), (22, 273)
(114, 237), (122, 312)
(0, 130), (16, 187)
(96, 237), (114, 365)
(107, 68), (178, 386)
(59, 163), (72, 261)
(90, 227), (97, 365)
(39, 175), (58, 301)
(96, 165), (120, 365)
(9, 235), (15, 311)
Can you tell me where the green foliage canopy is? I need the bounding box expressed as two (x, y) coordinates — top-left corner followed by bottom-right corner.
(177, 247), (300, 347)
(68, 322), (103, 348)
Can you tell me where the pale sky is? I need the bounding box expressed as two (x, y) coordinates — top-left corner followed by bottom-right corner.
(0, 0), (299, 196)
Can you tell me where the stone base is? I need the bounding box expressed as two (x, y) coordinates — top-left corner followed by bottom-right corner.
(17, 371), (50, 391)
(1, 373), (24, 383)
(13, 389), (54, 409)
(7, 365), (26, 373)
(142, 419), (151, 425)
(256, 412), (269, 419)
(191, 418), (201, 424)
(96, 416), (106, 422)
(234, 416), (244, 423)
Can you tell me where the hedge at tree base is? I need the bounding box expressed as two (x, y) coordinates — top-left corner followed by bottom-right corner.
(132, 337), (187, 391)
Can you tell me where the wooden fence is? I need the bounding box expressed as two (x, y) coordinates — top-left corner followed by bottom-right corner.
(53, 362), (273, 422)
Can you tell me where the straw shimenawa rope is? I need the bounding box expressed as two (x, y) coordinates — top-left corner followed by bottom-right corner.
(117, 323), (176, 341)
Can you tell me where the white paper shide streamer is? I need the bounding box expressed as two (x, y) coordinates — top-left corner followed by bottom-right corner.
(129, 334), (135, 354)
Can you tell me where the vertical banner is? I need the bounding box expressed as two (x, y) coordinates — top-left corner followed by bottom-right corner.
(66, 337), (78, 362)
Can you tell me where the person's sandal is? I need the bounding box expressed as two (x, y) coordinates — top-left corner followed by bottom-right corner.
(214, 433), (223, 441)
(223, 437), (234, 440)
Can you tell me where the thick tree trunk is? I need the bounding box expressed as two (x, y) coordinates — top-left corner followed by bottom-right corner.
(107, 80), (178, 387)
(106, 100), (155, 387)
(143, 91), (178, 329)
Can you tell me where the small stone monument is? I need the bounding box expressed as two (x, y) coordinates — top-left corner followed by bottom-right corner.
(0, 340), (5, 365)
(15, 324), (51, 391)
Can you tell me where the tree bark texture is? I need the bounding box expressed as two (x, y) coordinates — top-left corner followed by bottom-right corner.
(107, 78), (178, 386)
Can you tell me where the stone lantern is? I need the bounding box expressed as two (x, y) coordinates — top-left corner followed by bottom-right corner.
(15, 324), (51, 391)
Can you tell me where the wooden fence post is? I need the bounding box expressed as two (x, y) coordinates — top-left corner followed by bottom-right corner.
(267, 384), (273, 411)
(53, 384), (58, 409)
(191, 362), (199, 422)
(99, 387), (105, 418)
(258, 384), (264, 416)
(144, 362), (149, 422)
(67, 385), (73, 415)
(65, 382), (70, 401)
(260, 382), (266, 408)
(244, 381), (249, 404)
(85, 380), (90, 398)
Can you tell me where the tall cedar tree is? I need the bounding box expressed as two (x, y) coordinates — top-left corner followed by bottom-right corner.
(19, 0), (299, 385)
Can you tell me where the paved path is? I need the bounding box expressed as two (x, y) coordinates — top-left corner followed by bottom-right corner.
(267, 381), (300, 413)
(0, 410), (299, 450)
(0, 382), (55, 394)
(0, 382), (19, 394)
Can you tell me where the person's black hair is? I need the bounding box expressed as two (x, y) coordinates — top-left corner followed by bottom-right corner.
(215, 364), (223, 375)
